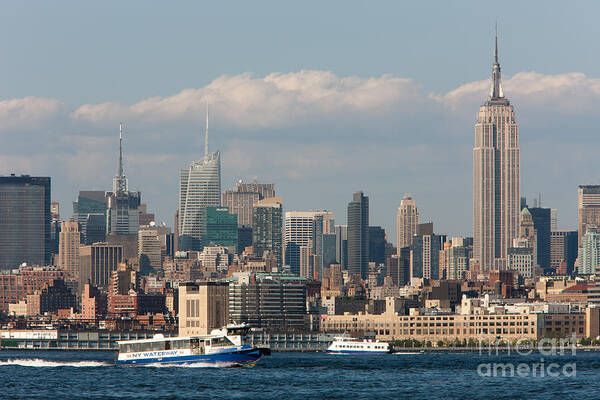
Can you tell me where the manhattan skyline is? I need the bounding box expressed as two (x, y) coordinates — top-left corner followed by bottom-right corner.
(1, 2), (600, 244)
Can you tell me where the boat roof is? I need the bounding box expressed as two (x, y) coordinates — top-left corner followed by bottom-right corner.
(117, 324), (251, 344)
(332, 337), (384, 343)
(117, 334), (221, 345)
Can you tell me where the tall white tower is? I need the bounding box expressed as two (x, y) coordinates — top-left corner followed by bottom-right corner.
(397, 195), (419, 251)
(178, 105), (221, 250)
(473, 27), (520, 272)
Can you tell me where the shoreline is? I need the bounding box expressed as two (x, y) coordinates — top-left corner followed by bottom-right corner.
(3, 346), (600, 353)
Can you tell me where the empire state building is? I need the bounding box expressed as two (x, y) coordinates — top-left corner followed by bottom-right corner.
(473, 30), (520, 272)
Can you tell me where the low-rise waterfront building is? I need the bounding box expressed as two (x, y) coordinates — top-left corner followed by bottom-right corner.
(178, 281), (229, 336)
(227, 271), (308, 332)
(321, 307), (587, 342)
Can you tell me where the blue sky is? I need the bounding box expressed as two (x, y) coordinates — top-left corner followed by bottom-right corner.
(1, 1), (599, 242)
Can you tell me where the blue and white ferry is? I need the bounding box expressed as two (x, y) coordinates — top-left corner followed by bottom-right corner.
(327, 336), (391, 354)
(116, 324), (270, 367)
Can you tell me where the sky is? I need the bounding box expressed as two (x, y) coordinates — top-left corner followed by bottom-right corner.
(1, 1), (600, 243)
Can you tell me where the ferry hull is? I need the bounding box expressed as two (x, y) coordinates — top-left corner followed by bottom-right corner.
(327, 350), (390, 355)
(116, 348), (269, 367)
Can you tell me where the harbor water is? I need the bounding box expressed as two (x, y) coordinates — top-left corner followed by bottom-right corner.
(1, 350), (599, 399)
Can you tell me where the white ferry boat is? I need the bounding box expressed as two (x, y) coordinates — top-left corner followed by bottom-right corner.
(327, 336), (391, 354)
(115, 324), (270, 367)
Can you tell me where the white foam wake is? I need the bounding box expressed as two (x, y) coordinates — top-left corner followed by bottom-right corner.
(0, 358), (109, 367)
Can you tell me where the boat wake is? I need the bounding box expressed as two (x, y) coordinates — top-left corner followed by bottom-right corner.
(0, 358), (109, 367)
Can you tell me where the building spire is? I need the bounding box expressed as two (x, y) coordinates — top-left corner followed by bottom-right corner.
(113, 122), (128, 193)
(494, 22), (498, 64)
(204, 101), (209, 157)
(118, 122), (123, 178)
(490, 22), (504, 100)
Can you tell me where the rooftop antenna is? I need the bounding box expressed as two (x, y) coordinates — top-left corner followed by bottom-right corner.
(204, 101), (209, 157)
(113, 122), (127, 193)
(118, 122), (123, 178)
(490, 21), (504, 99)
(494, 21), (498, 64)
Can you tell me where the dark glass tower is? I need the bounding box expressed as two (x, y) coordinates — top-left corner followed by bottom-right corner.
(529, 207), (551, 269)
(369, 226), (386, 264)
(347, 191), (369, 279)
(0, 175), (51, 269)
(252, 197), (283, 266)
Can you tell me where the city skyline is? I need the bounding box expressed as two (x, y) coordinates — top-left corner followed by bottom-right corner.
(2, 4), (600, 244)
(3, 5), (600, 392)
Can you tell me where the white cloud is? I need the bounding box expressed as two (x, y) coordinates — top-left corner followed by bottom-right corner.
(0, 97), (65, 132)
(441, 71), (600, 116)
(5, 70), (599, 137)
(70, 70), (427, 130)
(1, 69), (600, 237)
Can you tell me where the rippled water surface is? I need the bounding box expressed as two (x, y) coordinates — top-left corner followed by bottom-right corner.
(1, 350), (599, 399)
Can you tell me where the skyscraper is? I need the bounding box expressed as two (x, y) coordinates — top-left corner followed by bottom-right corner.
(550, 209), (558, 231)
(550, 230), (578, 274)
(50, 202), (60, 255)
(368, 226), (386, 264)
(347, 191), (369, 279)
(0, 175), (51, 270)
(58, 221), (81, 280)
(138, 227), (162, 271)
(397, 195), (419, 251)
(578, 185), (600, 247)
(179, 110), (221, 251)
(529, 207), (551, 269)
(578, 226), (600, 275)
(222, 180), (275, 227)
(252, 197), (283, 266)
(410, 233), (445, 280)
(200, 206), (238, 252)
(106, 124), (141, 236)
(79, 242), (123, 290)
(334, 225), (348, 269)
(445, 238), (470, 280)
(508, 208), (537, 276)
(73, 190), (107, 244)
(473, 29), (520, 272)
(284, 211), (334, 276)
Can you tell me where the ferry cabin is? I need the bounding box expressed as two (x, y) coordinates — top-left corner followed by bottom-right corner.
(333, 342), (389, 352)
(118, 335), (235, 356)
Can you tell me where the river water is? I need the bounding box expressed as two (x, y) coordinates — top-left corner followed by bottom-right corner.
(1, 350), (598, 399)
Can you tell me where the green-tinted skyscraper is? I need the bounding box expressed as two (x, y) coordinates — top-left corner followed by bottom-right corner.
(201, 206), (238, 252)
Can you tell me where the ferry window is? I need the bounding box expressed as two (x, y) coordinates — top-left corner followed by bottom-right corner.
(165, 341), (171, 350)
(211, 337), (234, 347)
(174, 339), (190, 350)
(144, 343), (156, 352)
(121, 344), (134, 353)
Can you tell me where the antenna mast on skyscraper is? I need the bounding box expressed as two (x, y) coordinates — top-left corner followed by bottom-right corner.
(205, 101), (209, 157)
(113, 122), (128, 193)
(494, 21), (498, 64)
(119, 122), (123, 178)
